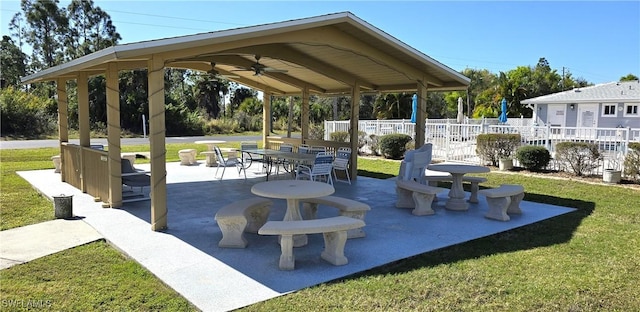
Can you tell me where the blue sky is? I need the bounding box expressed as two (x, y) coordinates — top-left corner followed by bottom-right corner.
(2, 1), (639, 84)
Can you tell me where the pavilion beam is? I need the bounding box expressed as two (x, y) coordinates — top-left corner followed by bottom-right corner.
(415, 82), (427, 149)
(148, 56), (168, 231)
(213, 46), (372, 91)
(208, 55), (325, 93)
(263, 92), (272, 147)
(350, 82), (361, 181)
(301, 87), (310, 140)
(105, 63), (122, 208)
(77, 72), (90, 192)
(56, 78), (68, 182)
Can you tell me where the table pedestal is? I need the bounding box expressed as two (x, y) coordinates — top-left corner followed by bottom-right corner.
(446, 173), (469, 211)
(284, 198), (308, 247)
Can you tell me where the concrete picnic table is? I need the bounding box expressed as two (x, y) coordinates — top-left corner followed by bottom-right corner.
(251, 180), (334, 246)
(426, 164), (490, 211)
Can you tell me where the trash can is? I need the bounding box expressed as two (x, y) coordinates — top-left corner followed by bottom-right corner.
(53, 194), (73, 219)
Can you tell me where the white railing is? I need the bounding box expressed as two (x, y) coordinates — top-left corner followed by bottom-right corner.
(324, 119), (639, 176)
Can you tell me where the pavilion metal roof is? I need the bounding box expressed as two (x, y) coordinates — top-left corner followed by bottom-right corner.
(22, 12), (470, 95)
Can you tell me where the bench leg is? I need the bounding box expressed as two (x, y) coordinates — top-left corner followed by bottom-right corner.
(395, 187), (414, 208)
(321, 230), (349, 266)
(339, 211), (367, 238)
(411, 192), (436, 216)
(204, 154), (217, 167)
(469, 182), (480, 203)
(218, 218), (248, 248)
(507, 192), (524, 214)
(244, 205), (271, 233)
(278, 234), (296, 270)
(484, 196), (511, 221)
(301, 202), (318, 220)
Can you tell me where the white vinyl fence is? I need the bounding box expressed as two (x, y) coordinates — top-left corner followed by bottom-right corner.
(324, 119), (640, 176)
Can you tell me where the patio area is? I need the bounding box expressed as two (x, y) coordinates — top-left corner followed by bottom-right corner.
(18, 161), (574, 312)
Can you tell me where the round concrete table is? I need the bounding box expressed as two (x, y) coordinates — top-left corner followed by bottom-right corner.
(194, 140), (226, 151)
(251, 180), (334, 246)
(427, 164), (490, 211)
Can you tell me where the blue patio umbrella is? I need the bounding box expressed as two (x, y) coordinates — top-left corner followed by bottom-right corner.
(410, 94), (417, 123)
(499, 98), (508, 123)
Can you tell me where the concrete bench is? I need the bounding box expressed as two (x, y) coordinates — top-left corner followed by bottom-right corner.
(300, 196), (371, 238)
(214, 197), (273, 248)
(423, 175), (487, 203)
(479, 184), (525, 221)
(395, 180), (448, 216)
(258, 216), (365, 270)
(178, 149), (197, 165)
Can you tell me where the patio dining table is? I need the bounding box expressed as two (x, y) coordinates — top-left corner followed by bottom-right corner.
(251, 180), (334, 246)
(241, 148), (316, 180)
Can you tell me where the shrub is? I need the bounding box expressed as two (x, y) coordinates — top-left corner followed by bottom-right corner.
(308, 123), (324, 140)
(232, 111), (262, 132)
(516, 145), (551, 171)
(0, 86), (57, 137)
(476, 133), (521, 166)
(555, 142), (602, 176)
(624, 142), (640, 182)
(330, 131), (349, 142)
(164, 103), (204, 136)
(379, 133), (412, 159)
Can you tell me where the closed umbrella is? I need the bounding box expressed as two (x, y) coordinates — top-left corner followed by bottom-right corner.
(410, 94), (417, 123)
(456, 97), (464, 123)
(498, 98), (508, 123)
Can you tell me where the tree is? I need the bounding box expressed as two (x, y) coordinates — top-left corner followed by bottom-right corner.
(0, 36), (28, 88)
(372, 93), (412, 119)
(195, 77), (224, 118)
(461, 68), (496, 117)
(65, 0), (121, 60)
(620, 74), (639, 81)
(229, 87), (257, 116)
(18, 0), (69, 70)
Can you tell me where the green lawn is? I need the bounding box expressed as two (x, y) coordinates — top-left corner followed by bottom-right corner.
(1, 146), (639, 311)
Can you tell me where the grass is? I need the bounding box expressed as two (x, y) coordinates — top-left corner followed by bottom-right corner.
(1, 145), (640, 311)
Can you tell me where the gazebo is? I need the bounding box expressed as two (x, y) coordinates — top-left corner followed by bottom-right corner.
(22, 12), (470, 231)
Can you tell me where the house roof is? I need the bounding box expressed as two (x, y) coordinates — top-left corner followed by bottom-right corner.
(521, 80), (640, 104)
(21, 12), (470, 95)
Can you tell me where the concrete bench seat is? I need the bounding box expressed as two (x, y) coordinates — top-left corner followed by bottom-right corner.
(178, 149), (197, 165)
(258, 216), (365, 270)
(479, 184), (524, 221)
(214, 197), (273, 248)
(423, 175), (488, 203)
(299, 196), (371, 238)
(395, 180), (448, 216)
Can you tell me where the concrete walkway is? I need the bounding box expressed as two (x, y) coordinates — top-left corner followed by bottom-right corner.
(0, 219), (103, 270)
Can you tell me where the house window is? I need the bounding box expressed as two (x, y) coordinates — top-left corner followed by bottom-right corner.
(625, 103), (639, 117)
(602, 104), (617, 117)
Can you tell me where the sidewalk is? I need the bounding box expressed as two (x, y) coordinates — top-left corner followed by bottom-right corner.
(0, 219), (103, 270)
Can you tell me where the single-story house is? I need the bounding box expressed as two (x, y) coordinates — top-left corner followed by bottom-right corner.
(521, 80), (640, 128)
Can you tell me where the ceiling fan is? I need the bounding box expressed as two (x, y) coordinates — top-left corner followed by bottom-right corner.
(206, 62), (238, 80)
(233, 55), (288, 76)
